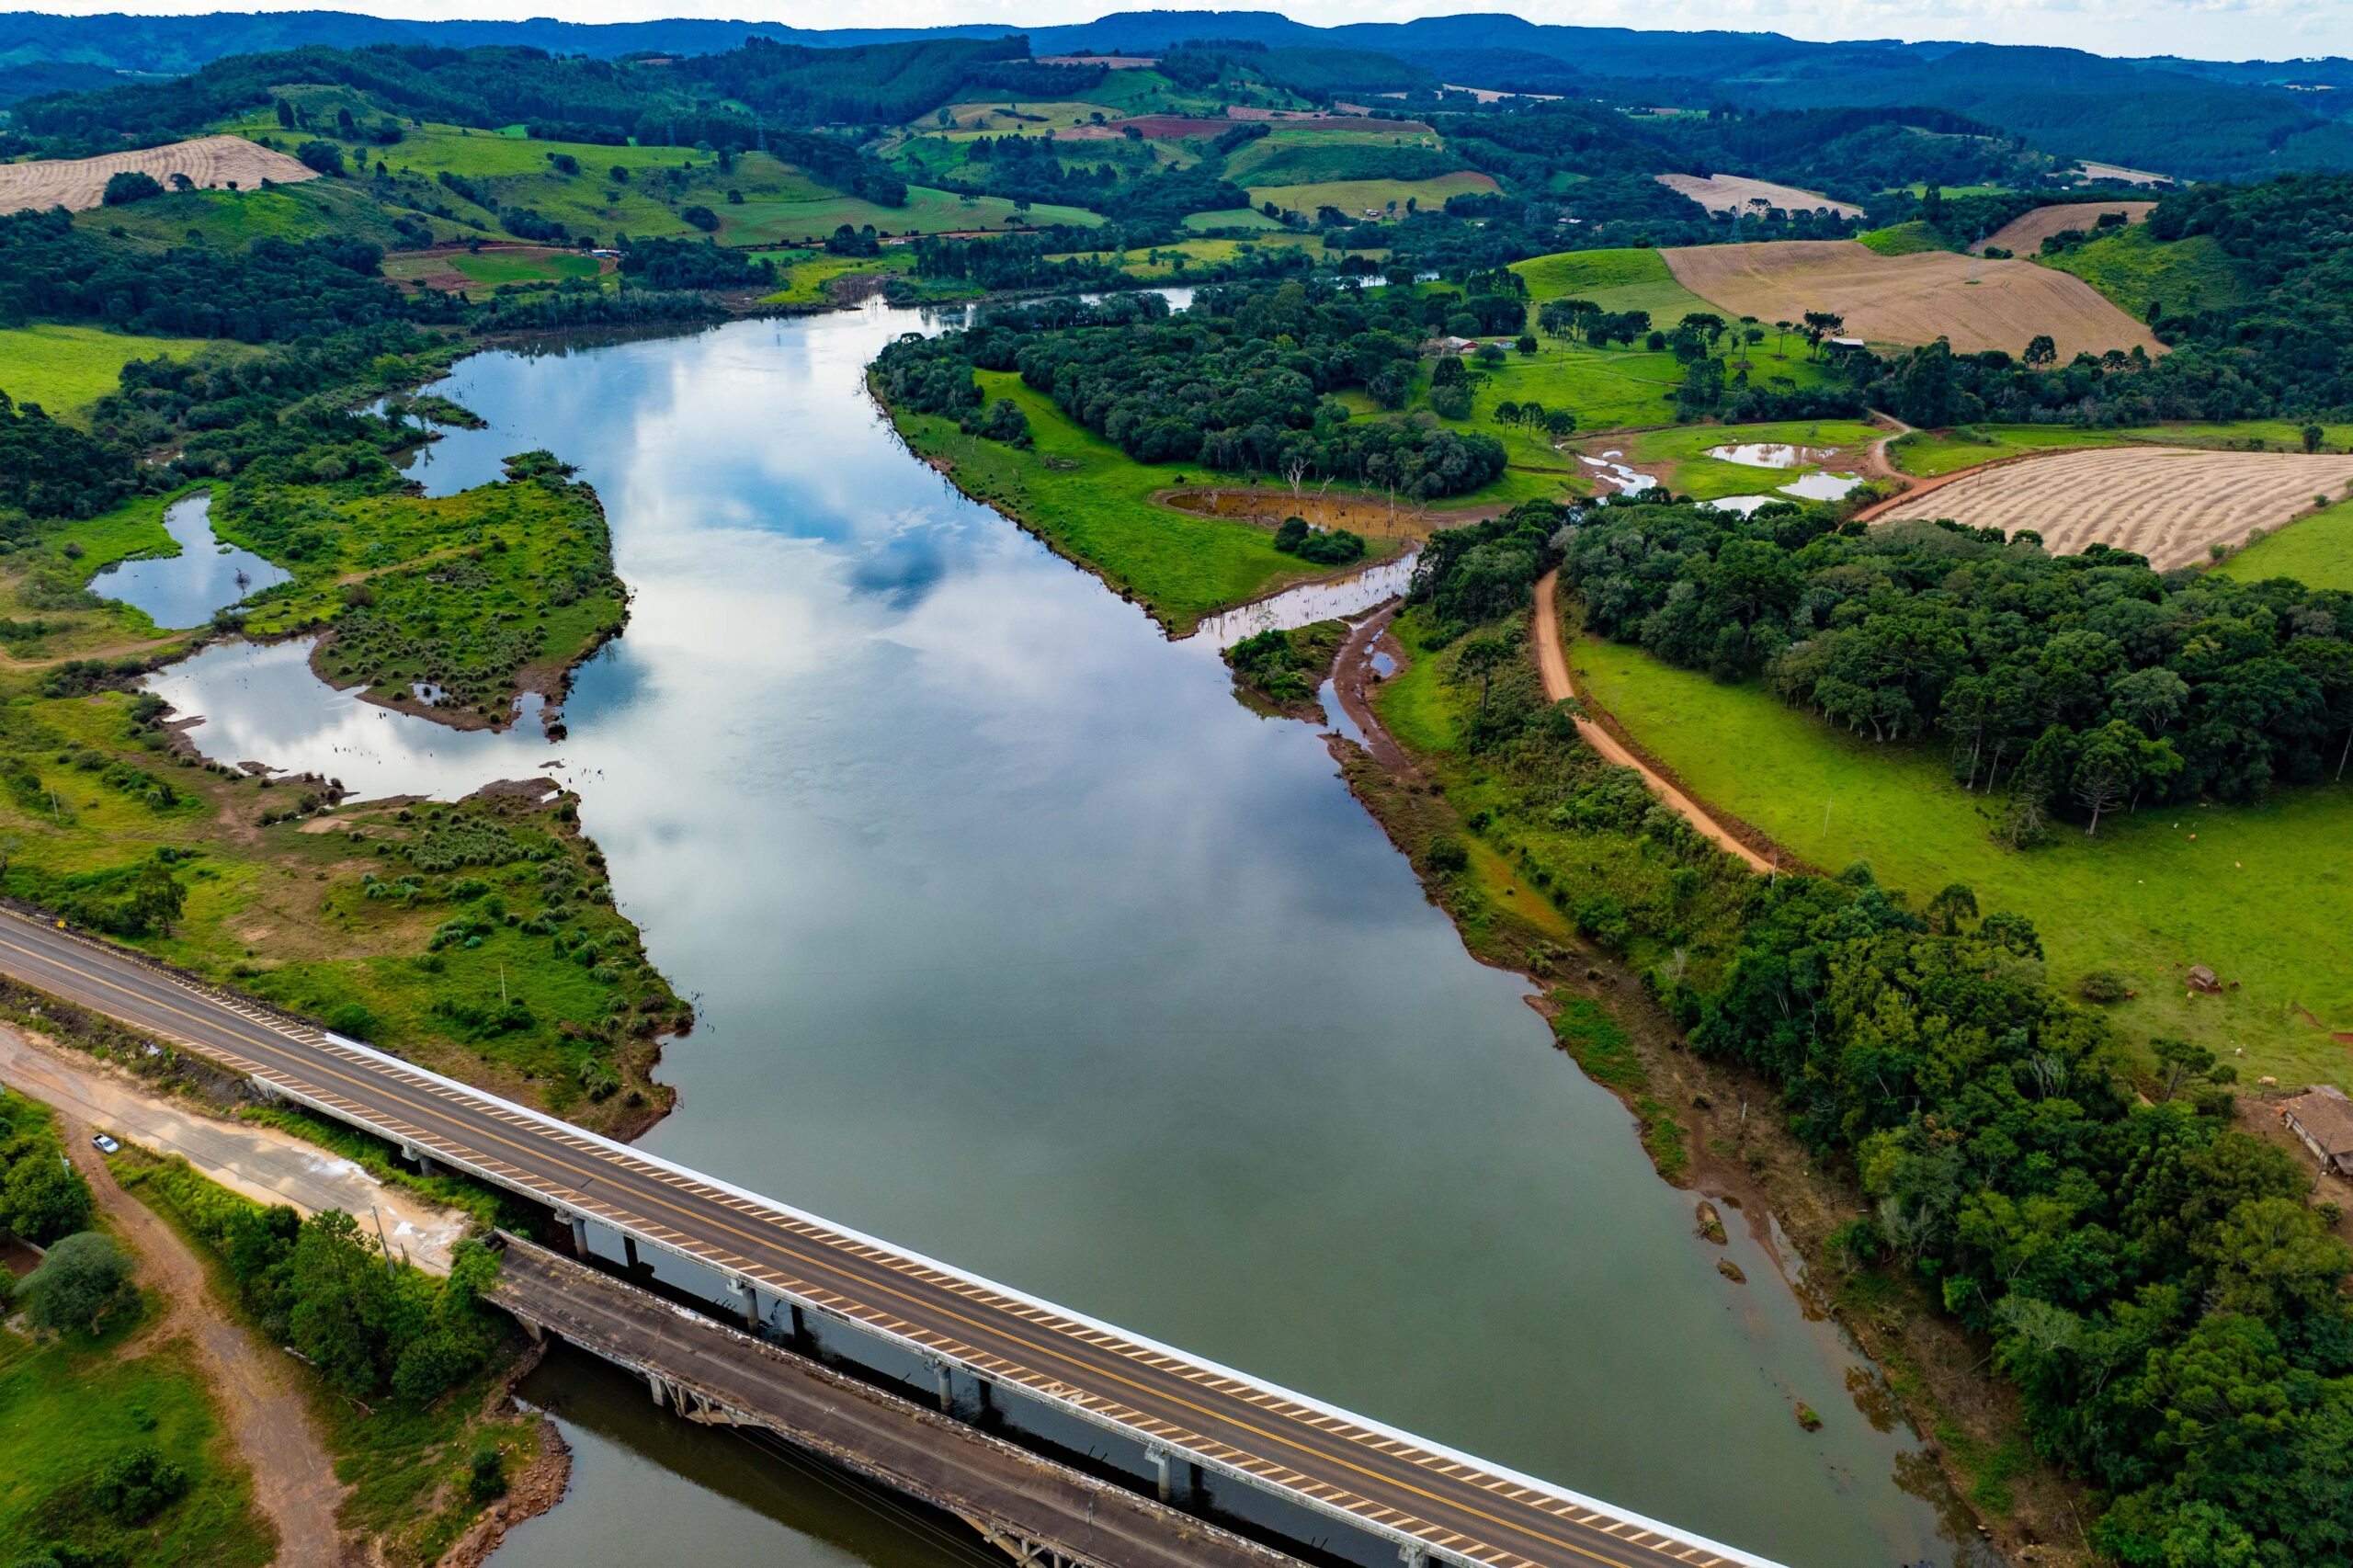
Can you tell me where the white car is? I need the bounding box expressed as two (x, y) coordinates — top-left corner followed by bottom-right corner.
(90, 1132), (120, 1154)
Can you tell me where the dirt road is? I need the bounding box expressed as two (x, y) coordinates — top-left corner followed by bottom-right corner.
(1532, 573), (1773, 873)
(0, 1025), (464, 1268)
(59, 1103), (350, 1567)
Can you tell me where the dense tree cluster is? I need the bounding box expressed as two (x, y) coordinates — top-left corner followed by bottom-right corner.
(0, 391), (135, 520)
(1415, 509), (2353, 1568)
(0, 1088), (94, 1247)
(874, 279), (1509, 498)
(615, 234), (772, 290)
(1562, 503), (2353, 835)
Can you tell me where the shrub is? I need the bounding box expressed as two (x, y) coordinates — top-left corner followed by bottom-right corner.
(324, 1002), (379, 1040)
(93, 1445), (189, 1522)
(679, 205), (720, 233)
(101, 171), (165, 205)
(2076, 969), (2131, 1004)
(294, 141), (347, 177)
(1425, 835), (1469, 874)
(16, 1231), (136, 1334)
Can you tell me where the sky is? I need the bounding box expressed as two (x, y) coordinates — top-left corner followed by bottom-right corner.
(20, 0), (2353, 62)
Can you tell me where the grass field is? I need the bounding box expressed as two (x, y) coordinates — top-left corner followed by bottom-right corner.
(2040, 225), (2251, 318)
(74, 178), (439, 251)
(1857, 221), (1949, 256)
(1223, 128), (1456, 186)
(1245, 171), (1495, 218)
(1509, 247), (1721, 323)
(1046, 232), (1340, 276)
(0, 324), (224, 417)
(0, 1310), (271, 1568)
(1598, 420), (1881, 499)
(891, 369), (1396, 631)
(2217, 496), (2353, 590)
(381, 245), (601, 290)
(756, 246), (917, 305)
(1184, 207), (1287, 232)
(1571, 634), (2353, 1090)
(1889, 420), (2353, 478)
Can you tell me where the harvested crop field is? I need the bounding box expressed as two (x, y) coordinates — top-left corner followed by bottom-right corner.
(1661, 239), (2163, 360)
(0, 134), (316, 212)
(1975, 200), (2155, 255)
(1873, 447), (2353, 570)
(1654, 173), (1862, 219)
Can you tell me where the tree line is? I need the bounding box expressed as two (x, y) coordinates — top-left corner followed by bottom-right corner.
(1561, 501), (2353, 839)
(872, 278), (1512, 500)
(1408, 504), (2353, 1568)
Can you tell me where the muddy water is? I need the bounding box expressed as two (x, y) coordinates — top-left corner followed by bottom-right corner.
(154, 301), (1988, 1568)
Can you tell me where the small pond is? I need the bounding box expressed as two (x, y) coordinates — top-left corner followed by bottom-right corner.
(1703, 442), (1832, 470)
(87, 493), (289, 630)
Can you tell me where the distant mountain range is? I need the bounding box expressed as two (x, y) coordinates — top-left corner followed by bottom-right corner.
(6, 8), (2351, 179)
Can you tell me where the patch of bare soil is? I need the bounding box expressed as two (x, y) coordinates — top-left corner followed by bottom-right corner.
(1975, 202), (2156, 256)
(1654, 172), (1862, 220)
(63, 1115), (352, 1567)
(1871, 445), (2353, 569)
(1663, 239), (2162, 361)
(0, 134), (318, 212)
(1162, 485), (1495, 542)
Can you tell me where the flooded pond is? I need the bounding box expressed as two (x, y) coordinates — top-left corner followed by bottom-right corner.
(1577, 450), (1659, 496)
(156, 301), (1987, 1568)
(1190, 551), (1417, 648)
(88, 493), (288, 629)
(1703, 442), (1831, 470)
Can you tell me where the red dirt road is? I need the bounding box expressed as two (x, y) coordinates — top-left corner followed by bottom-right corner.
(1533, 572), (1772, 873)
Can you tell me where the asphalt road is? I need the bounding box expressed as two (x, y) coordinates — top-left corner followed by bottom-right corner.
(0, 909), (1771, 1568)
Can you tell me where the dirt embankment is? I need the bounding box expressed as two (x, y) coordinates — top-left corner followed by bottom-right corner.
(1654, 172), (1862, 220)
(1975, 201), (2156, 255)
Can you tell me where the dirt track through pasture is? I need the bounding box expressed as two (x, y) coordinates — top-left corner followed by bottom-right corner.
(1870, 446), (2353, 569)
(0, 134), (318, 212)
(1661, 239), (2163, 360)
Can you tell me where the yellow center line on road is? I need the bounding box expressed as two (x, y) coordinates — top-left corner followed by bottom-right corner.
(0, 929), (1707, 1568)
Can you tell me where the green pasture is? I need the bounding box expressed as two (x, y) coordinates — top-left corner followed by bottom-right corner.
(1571, 632), (2353, 1090)
(892, 369), (1398, 631)
(1508, 247), (1721, 323)
(1605, 420), (1882, 499)
(2218, 496), (2353, 591)
(0, 324), (222, 418)
(1183, 207), (1287, 232)
(380, 247), (600, 288)
(1246, 171), (1494, 218)
(757, 247), (915, 306)
(74, 177), (438, 250)
(1858, 221), (1949, 256)
(2041, 225), (2252, 317)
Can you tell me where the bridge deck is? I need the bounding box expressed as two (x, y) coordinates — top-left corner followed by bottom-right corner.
(492, 1233), (1301, 1568)
(0, 910), (1776, 1568)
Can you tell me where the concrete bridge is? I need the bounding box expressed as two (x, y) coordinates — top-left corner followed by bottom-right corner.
(0, 910), (1789, 1568)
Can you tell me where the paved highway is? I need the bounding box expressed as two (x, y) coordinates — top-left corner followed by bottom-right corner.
(0, 909), (1777, 1568)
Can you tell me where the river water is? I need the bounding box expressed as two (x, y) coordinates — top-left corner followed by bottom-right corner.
(151, 301), (1984, 1568)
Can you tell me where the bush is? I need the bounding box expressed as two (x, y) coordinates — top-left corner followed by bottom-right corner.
(324, 1002), (379, 1040)
(16, 1231), (136, 1334)
(101, 171), (165, 205)
(1425, 835), (1470, 874)
(679, 205), (720, 233)
(467, 1449), (508, 1503)
(2076, 969), (2131, 1004)
(93, 1445), (189, 1523)
(294, 141), (347, 177)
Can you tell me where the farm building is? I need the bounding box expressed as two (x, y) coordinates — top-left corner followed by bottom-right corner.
(2280, 1085), (2353, 1176)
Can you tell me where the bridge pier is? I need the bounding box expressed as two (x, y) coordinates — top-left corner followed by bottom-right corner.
(1151, 1447), (1174, 1504)
(647, 1371), (667, 1409)
(926, 1355), (954, 1413)
(731, 1277), (760, 1332)
(568, 1213), (590, 1256)
(402, 1141), (441, 1178)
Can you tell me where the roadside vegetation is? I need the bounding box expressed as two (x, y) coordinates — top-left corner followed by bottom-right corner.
(1, 1090), (275, 1568)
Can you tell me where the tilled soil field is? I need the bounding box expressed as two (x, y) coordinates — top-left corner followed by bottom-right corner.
(0, 133), (318, 212)
(1654, 172), (1863, 219)
(1873, 446), (2353, 569)
(1662, 238), (2162, 359)
(1975, 200), (2156, 255)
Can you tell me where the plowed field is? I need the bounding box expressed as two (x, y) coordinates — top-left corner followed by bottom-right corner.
(1874, 446), (2353, 569)
(1661, 239), (2162, 360)
(0, 134), (317, 212)
(1975, 201), (2155, 255)
(1654, 173), (1862, 219)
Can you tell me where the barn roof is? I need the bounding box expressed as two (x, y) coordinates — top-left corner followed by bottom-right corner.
(2283, 1084), (2353, 1158)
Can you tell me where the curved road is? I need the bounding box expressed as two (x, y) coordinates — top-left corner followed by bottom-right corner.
(0, 909), (1776, 1568)
(1532, 574), (1773, 873)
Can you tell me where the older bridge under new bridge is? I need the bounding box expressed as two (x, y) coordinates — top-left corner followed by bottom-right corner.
(0, 909), (1792, 1568)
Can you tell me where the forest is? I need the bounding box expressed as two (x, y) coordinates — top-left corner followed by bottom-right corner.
(1406, 506), (2353, 1568)
(871, 278), (1512, 499)
(1560, 502), (2353, 834)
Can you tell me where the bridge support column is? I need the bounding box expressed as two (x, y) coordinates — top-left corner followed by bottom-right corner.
(1150, 1447), (1174, 1504)
(731, 1277), (759, 1332)
(788, 1301), (807, 1347)
(568, 1213), (589, 1256)
(402, 1142), (441, 1178)
(1398, 1544), (1429, 1567)
(647, 1372), (667, 1409)
(926, 1357), (953, 1413)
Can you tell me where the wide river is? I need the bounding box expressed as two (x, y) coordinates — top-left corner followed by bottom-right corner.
(151, 300), (1987, 1568)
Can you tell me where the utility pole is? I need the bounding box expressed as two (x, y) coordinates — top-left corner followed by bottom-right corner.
(369, 1205), (397, 1281)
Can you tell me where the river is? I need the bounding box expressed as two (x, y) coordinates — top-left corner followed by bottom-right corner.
(148, 299), (1987, 1568)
